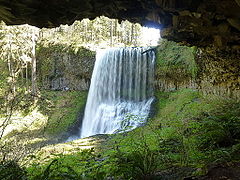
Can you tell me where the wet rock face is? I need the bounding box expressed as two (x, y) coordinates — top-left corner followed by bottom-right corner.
(1, 0), (240, 47)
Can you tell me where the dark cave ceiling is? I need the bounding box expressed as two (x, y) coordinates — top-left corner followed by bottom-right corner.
(1, 0), (240, 47)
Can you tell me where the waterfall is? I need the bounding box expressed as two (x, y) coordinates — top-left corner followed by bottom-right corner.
(80, 47), (155, 138)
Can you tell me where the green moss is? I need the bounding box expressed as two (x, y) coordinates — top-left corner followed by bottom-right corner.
(154, 89), (205, 125)
(156, 40), (198, 80)
(38, 90), (87, 136)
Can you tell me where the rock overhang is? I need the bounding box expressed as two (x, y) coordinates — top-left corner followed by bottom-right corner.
(1, 0), (240, 47)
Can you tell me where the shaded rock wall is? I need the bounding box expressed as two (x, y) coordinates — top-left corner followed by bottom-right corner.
(196, 48), (240, 98)
(37, 45), (95, 91)
(36, 40), (239, 98)
(155, 41), (240, 98)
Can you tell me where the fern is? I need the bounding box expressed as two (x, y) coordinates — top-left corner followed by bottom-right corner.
(0, 3), (14, 23)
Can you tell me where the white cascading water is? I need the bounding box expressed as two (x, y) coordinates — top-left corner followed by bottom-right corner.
(80, 47), (155, 138)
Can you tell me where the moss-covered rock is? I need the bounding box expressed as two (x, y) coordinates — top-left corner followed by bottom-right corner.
(37, 44), (95, 91)
(155, 40), (198, 91)
(39, 90), (88, 137)
(155, 40), (240, 98)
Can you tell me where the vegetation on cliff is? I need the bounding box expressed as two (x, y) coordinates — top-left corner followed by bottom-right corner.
(156, 40), (198, 82)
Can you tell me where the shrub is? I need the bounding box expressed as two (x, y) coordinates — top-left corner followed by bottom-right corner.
(0, 161), (26, 180)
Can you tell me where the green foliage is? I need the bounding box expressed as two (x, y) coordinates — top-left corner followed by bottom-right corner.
(0, 23), (39, 119)
(38, 91), (87, 136)
(100, 89), (240, 178)
(188, 99), (240, 151)
(101, 130), (172, 179)
(153, 89), (240, 166)
(0, 160), (26, 180)
(0, 90), (87, 164)
(0, 6), (14, 24)
(27, 149), (105, 180)
(16, 89), (239, 179)
(156, 40), (198, 81)
(40, 16), (143, 48)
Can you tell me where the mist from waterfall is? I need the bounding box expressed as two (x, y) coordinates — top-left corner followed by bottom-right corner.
(80, 47), (155, 138)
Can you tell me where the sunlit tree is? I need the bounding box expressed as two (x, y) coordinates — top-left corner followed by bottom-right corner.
(0, 24), (39, 97)
(39, 16), (144, 49)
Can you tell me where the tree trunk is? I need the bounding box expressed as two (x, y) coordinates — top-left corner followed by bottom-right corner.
(26, 63), (28, 90)
(8, 43), (16, 96)
(131, 24), (134, 45)
(110, 20), (113, 47)
(31, 34), (37, 96)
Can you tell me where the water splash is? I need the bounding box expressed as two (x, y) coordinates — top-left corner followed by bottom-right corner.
(80, 47), (155, 138)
